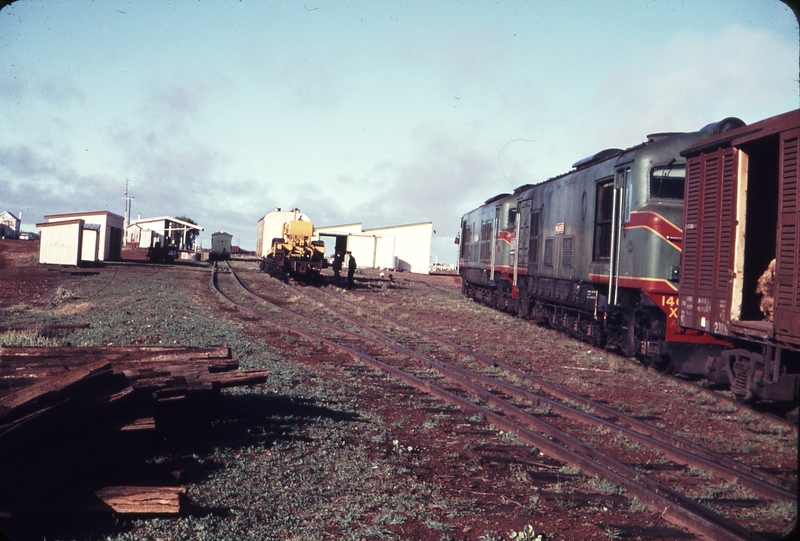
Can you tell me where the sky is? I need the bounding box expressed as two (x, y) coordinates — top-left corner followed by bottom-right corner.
(0, 0), (798, 264)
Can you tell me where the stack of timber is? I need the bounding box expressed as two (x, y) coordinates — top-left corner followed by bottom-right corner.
(0, 346), (268, 520)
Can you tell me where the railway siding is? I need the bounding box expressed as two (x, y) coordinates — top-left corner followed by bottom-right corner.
(219, 261), (797, 539)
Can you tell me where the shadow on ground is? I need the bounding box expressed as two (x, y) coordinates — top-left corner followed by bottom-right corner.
(0, 392), (361, 541)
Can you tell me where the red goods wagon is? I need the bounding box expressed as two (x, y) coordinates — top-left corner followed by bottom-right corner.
(679, 109), (800, 403)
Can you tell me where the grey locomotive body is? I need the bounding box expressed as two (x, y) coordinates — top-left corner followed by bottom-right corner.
(459, 119), (744, 369)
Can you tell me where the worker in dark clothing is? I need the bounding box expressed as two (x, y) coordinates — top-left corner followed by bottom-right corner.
(347, 251), (356, 289)
(331, 252), (343, 285)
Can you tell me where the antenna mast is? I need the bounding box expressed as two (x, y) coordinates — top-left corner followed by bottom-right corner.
(123, 179), (135, 246)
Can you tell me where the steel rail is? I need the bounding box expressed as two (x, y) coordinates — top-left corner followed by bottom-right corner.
(296, 283), (796, 500)
(308, 281), (798, 498)
(213, 263), (769, 541)
(234, 262), (797, 499)
(406, 275), (798, 429)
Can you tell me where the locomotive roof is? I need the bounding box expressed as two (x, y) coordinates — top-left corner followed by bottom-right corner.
(571, 148), (623, 169)
(534, 140), (647, 186)
(681, 110), (798, 156)
(527, 117), (746, 190)
(484, 193), (511, 204)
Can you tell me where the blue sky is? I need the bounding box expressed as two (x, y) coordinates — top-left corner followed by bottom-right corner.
(1, 0), (797, 263)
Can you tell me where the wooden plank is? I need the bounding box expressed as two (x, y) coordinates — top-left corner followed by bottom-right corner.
(0, 346), (231, 361)
(212, 369), (269, 389)
(120, 417), (156, 431)
(0, 360), (113, 423)
(95, 486), (185, 514)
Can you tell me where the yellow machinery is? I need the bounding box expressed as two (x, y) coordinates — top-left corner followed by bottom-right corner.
(261, 210), (326, 281)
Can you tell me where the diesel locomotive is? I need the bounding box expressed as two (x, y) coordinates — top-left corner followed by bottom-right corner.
(460, 110), (800, 407)
(459, 117), (786, 395)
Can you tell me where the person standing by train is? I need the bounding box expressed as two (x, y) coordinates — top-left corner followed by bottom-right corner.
(347, 251), (357, 289)
(331, 252), (343, 285)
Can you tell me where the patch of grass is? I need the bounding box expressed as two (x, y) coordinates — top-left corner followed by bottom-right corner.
(526, 494), (542, 512)
(687, 467), (712, 479)
(695, 478), (756, 500)
(0, 330), (60, 347)
(424, 518), (454, 531)
(530, 403), (552, 415)
(589, 475), (626, 496)
(629, 496), (647, 512)
(756, 500), (797, 522)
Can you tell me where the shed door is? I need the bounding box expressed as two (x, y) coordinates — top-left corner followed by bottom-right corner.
(774, 128), (800, 336)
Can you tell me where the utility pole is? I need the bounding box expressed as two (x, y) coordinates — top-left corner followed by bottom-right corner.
(123, 179), (135, 246)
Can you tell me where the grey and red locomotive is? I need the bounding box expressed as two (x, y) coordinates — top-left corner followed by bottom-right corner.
(459, 110), (800, 408)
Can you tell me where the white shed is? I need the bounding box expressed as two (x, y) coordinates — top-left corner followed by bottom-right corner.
(37, 219), (84, 265)
(38, 211), (124, 264)
(315, 221), (433, 274)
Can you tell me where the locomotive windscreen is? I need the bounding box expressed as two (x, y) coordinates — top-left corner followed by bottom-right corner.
(650, 165), (685, 199)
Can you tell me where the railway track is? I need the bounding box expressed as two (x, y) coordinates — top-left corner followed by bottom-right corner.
(213, 261), (797, 540)
(400, 276), (800, 427)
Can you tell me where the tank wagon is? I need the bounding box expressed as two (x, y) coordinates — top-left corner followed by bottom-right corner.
(459, 118), (745, 373)
(257, 208), (326, 281)
(678, 109), (800, 404)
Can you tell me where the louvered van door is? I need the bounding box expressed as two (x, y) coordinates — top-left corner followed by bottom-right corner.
(775, 128), (800, 337)
(679, 158), (702, 328)
(716, 148), (737, 328)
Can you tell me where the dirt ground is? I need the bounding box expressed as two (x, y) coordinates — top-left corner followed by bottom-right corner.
(0, 239), (796, 541)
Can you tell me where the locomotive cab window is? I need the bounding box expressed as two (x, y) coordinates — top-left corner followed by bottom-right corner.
(507, 207), (517, 228)
(593, 180), (614, 260)
(650, 164), (685, 199)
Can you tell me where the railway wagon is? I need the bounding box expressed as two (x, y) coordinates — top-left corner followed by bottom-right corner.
(678, 109), (800, 403)
(460, 118), (744, 370)
(209, 231), (233, 261)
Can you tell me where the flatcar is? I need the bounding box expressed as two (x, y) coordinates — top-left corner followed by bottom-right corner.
(678, 109), (800, 404)
(459, 118), (746, 380)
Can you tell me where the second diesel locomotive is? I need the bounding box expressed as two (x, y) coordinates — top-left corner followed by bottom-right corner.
(459, 118), (745, 377)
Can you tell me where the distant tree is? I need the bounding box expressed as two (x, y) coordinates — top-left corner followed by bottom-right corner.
(175, 215), (199, 249)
